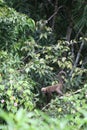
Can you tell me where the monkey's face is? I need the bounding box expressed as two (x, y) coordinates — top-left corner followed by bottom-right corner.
(41, 88), (47, 93)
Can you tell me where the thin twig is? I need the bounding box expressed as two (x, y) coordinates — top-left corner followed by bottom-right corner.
(47, 6), (63, 23)
(42, 103), (51, 111)
(65, 89), (82, 97)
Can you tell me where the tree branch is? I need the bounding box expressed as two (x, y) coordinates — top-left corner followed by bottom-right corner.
(46, 5), (63, 23)
(70, 39), (84, 76)
(66, 21), (73, 42)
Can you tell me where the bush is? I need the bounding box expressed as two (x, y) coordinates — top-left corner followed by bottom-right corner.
(0, 2), (35, 50)
(0, 107), (87, 130)
(0, 51), (36, 112)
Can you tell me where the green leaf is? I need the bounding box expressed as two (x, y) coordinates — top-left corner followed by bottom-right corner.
(0, 85), (4, 90)
(7, 90), (12, 96)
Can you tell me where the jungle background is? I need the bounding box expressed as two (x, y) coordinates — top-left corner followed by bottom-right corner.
(0, 0), (87, 129)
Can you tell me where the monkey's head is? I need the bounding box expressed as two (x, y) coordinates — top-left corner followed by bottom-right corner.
(41, 87), (47, 93)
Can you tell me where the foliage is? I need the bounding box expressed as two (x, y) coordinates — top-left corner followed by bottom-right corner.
(0, 51), (36, 112)
(0, 2), (35, 50)
(42, 40), (72, 70)
(35, 20), (56, 46)
(4, 0), (87, 38)
(0, 0), (87, 130)
(1, 101), (87, 130)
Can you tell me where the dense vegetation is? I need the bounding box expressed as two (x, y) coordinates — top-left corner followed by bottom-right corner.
(0, 0), (87, 129)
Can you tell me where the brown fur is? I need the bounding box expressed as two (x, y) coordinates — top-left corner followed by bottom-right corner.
(41, 83), (63, 95)
(41, 71), (66, 96)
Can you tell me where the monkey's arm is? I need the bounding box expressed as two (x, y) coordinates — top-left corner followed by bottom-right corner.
(56, 88), (63, 95)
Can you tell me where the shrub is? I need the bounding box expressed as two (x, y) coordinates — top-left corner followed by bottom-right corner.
(0, 2), (35, 50)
